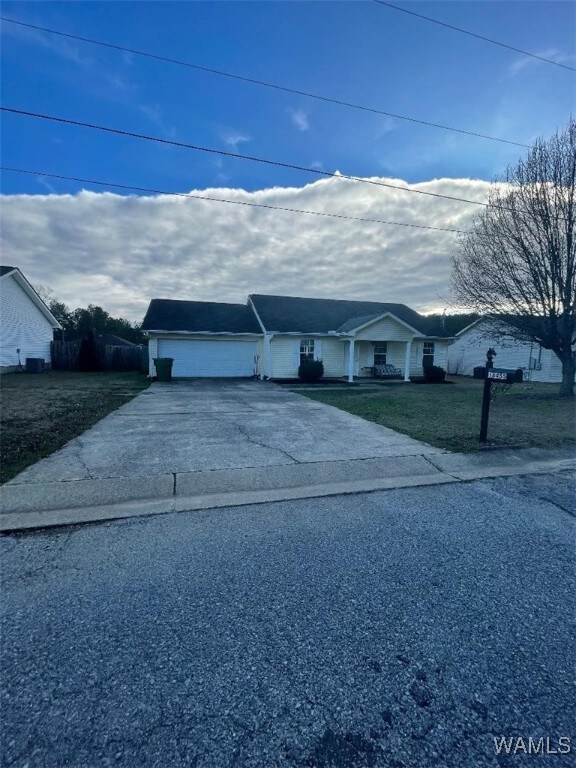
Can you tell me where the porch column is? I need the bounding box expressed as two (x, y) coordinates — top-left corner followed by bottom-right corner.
(348, 338), (355, 382)
(404, 340), (412, 381)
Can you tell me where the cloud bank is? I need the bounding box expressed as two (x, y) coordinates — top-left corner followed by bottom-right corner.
(0, 175), (492, 322)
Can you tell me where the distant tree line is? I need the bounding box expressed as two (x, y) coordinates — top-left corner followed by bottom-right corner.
(34, 286), (146, 345)
(50, 302), (146, 345)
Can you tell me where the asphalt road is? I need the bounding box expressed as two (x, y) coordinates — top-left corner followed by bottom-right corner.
(1, 472), (574, 768)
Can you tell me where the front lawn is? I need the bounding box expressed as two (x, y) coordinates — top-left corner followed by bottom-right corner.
(0, 371), (150, 484)
(295, 376), (575, 452)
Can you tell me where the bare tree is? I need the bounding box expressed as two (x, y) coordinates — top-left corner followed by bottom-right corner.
(452, 118), (576, 397)
(33, 284), (56, 305)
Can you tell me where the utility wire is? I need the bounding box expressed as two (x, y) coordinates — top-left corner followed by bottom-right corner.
(373, 1), (576, 73)
(1, 106), (504, 212)
(0, 15), (530, 148)
(1, 166), (465, 233)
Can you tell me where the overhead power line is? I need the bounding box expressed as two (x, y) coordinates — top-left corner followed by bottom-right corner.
(0, 15), (530, 148)
(373, 1), (576, 73)
(1, 106), (502, 212)
(0, 166), (465, 233)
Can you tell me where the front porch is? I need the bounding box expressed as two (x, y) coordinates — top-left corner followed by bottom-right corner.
(345, 339), (414, 383)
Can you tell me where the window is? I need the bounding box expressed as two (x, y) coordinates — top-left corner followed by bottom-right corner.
(422, 341), (435, 370)
(373, 342), (387, 366)
(300, 339), (315, 364)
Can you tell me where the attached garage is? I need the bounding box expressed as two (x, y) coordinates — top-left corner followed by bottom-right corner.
(142, 298), (263, 379)
(157, 338), (258, 378)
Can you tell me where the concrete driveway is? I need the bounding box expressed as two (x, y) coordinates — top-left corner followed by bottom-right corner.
(8, 380), (441, 483)
(3, 380), (574, 530)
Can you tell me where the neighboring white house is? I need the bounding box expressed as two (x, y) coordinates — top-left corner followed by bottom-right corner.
(0, 266), (62, 371)
(447, 317), (563, 383)
(141, 293), (452, 380)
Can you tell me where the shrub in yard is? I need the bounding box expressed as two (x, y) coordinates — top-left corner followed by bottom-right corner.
(424, 365), (446, 383)
(77, 330), (101, 372)
(298, 359), (324, 382)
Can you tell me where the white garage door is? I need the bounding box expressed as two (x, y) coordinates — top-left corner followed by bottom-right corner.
(157, 339), (258, 378)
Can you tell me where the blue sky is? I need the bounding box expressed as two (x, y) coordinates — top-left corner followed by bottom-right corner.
(1, 1), (574, 318)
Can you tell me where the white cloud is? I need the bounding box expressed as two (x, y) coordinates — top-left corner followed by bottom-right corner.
(373, 116), (396, 139)
(288, 109), (310, 132)
(2, 21), (94, 67)
(0, 176), (491, 321)
(506, 49), (576, 77)
(139, 103), (177, 139)
(221, 131), (251, 151)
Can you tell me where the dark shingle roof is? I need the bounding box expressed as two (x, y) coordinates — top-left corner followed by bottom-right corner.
(336, 313), (383, 333)
(0, 266), (16, 277)
(250, 294), (449, 337)
(141, 299), (262, 334)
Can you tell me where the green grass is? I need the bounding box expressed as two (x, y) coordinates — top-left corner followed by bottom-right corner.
(294, 376), (575, 452)
(0, 370), (150, 484)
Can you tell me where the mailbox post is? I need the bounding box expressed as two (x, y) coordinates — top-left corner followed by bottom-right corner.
(479, 348), (517, 443)
(479, 348), (496, 443)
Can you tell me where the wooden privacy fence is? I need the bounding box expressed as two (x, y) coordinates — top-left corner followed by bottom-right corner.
(51, 341), (148, 372)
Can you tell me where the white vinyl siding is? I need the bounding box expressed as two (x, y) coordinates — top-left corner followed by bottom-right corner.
(434, 342), (448, 372)
(272, 336), (451, 379)
(255, 337), (264, 378)
(355, 316), (415, 342)
(0, 274), (55, 368)
(446, 321), (562, 383)
(148, 336), (159, 376)
(408, 341), (447, 375)
(271, 336), (343, 378)
(151, 335), (259, 378)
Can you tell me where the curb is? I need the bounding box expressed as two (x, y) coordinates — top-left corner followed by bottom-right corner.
(1, 453), (573, 532)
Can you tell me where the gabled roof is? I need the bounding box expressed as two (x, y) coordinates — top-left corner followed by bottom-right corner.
(249, 294), (449, 337)
(456, 314), (551, 339)
(0, 265), (62, 329)
(141, 299), (262, 334)
(336, 313), (382, 333)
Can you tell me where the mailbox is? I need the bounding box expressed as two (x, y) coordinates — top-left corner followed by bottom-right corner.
(487, 368), (517, 383)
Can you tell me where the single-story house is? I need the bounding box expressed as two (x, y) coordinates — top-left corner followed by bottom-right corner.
(0, 266), (62, 372)
(141, 294), (452, 380)
(447, 317), (564, 383)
